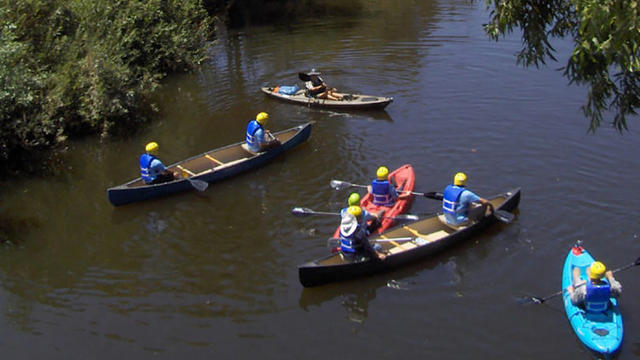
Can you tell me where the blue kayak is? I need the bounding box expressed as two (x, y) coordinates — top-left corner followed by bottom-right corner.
(561, 244), (623, 355)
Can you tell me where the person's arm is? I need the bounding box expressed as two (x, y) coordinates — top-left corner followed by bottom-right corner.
(355, 229), (385, 260)
(151, 159), (177, 179)
(605, 271), (622, 297)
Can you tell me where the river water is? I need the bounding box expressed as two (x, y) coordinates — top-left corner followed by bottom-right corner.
(1, 0), (639, 358)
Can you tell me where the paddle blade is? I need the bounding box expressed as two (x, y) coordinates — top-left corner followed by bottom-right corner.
(291, 207), (313, 216)
(423, 192), (444, 200)
(188, 178), (209, 192)
(330, 179), (351, 191)
(515, 296), (543, 305)
(494, 210), (515, 224)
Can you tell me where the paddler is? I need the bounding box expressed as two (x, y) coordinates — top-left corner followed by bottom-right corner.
(246, 112), (281, 153)
(367, 166), (410, 207)
(567, 261), (622, 311)
(305, 69), (347, 101)
(339, 206), (386, 261)
(441, 172), (493, 226)
(340, 192), (380, 233)
(139, 142), (179, 185)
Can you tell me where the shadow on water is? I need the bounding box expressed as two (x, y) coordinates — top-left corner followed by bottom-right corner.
(0, 214), (40, 245)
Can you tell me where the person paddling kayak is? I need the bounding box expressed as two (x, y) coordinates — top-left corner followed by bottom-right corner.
(367, 166), (410, 208)
(305, 69), (347, 101)
(567, 261), (622, 311)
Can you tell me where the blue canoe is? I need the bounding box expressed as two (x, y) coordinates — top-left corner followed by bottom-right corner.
(107, 122), (313, 206)
(561, 244), (623, 355)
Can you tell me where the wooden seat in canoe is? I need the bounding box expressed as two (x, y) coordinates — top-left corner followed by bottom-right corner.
(438, 214), (467, 230)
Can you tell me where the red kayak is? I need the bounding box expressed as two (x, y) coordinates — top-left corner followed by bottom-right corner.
(333, 164), (415, 237)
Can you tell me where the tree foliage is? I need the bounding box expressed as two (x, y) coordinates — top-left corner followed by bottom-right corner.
(0, 0), (214, 174)
(484, 0), (640, 132)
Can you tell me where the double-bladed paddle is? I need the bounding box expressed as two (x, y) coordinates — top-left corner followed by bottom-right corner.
(520, 255), (640, 305)
(329, 179), (443, 200)
(290, 207), (419, 221)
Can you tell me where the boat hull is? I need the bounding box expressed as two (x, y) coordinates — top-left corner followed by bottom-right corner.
(261, 87), (393, 110)
(561, 246), (623, 355)
(107, 122), (313, 206)
(299, 188), (521, 287)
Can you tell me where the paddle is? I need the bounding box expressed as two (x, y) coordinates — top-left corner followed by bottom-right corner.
(521, 255), (640, 304)
(298, 72), (311, 82)
(290, 207), (419, 221)
(175, 165), (209, 192)
(329, 179), (443, 200)
(330, 179), (514, 223)
(185, 177), (208, 192)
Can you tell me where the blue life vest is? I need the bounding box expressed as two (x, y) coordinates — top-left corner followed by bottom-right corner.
(371, 180), (394, 206)
(585, 279), (611, 312)
(340, 226), (362, 254)
(246, 120), (263, 149)
(442, 185), (465, 216)
(139, 153), (158, 183)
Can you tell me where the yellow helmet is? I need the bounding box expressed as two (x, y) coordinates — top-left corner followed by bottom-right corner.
(589, 261), (606, 280)
(376, 166), (389, 180)
(347, 205), (362, 218)
(454, 172), (467, 186)
(348, 192), (361, 206)
(256, 112), (269, 125)
(145, 142), (159, 154)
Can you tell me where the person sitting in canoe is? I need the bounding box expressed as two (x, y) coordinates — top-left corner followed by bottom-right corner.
(442, 172), (493, 226)
(140, 142), (179, 185)
(305, 69), (347, 101)
(367, 166), (410, 208)
(246, 112), (281, 153)
(567, 261), (622, 312)
(339, 206), (386, 261)
(340, 192), (380, 233)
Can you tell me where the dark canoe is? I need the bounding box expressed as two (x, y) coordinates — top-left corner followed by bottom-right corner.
(107, 122), (313, 206)
(298, 188), (521, 287)
(260, 87), (393, 110)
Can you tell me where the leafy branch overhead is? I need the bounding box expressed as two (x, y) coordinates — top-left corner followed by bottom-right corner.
(484, 0), (640, 132)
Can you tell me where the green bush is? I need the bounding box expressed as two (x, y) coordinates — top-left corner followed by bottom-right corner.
(0, 0), (215, 174)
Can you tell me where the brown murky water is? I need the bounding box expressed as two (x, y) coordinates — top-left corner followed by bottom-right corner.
(1, 0), (639, 358)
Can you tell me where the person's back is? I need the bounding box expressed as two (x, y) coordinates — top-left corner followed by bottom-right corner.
(442, 172), (487, 225)
(370, 166), (397, 207)
(140, 142), (176, 185)
(568, 261), (622, 311)
(246, 118), (264, 152)
(246, 112), (279, 152)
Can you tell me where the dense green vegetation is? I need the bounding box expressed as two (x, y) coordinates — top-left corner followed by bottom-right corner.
(0, 0), (360, 176)
(484, 0), (640, 132)
(0, 0), (215, 175)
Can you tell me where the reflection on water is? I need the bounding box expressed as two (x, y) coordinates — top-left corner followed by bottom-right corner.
(1, 0), (640, 358)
